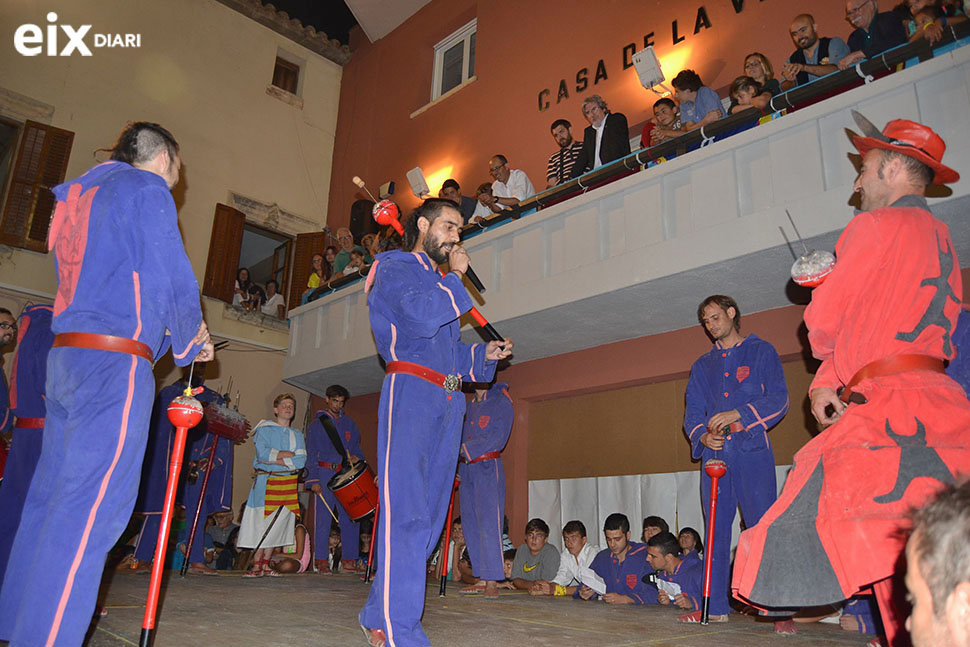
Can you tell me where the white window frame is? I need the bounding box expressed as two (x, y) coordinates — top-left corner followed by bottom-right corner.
(431, 19), (476, 101)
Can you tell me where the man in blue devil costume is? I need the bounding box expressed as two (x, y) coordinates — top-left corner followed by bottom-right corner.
(359, 199), (513, 647)
(0, 122), (214, 647)
(0, 304), (54, 585)
(457, 382), (514, 598)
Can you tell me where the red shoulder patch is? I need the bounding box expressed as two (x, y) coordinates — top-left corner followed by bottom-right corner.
(478, 415), (490, 428)
(344, 431), (351, 443)
(736, 366), (750, 383)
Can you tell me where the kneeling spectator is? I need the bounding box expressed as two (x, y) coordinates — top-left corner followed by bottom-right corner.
(530, 520), (600, 597)
(678, 527), (704, 563)
(205, 510), (239, 570)
(641, 515), (669, 543)
(577, 513), (657, 605)
(647, 531), (703, 612)
(510, 518), (560, 589)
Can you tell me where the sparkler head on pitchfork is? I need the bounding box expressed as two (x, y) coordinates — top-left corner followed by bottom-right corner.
(704, 458), (727, 479)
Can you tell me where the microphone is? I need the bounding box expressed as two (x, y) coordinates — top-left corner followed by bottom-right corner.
(352, 176), (379, 203)
(463, 265), (486, 293)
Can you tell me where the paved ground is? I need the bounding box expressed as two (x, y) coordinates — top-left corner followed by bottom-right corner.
(77, 569), (877, 647)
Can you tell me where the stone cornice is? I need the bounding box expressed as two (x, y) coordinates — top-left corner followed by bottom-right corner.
(214, 0), (351, 66)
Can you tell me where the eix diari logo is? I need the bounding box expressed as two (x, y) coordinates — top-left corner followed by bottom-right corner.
(14, 12), (141, 56)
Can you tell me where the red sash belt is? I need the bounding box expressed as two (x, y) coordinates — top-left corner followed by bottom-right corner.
(385, 361), (461, 393)
(318, 460), (341, 471)
(14, 417), (44, 429)
(840, 354), (945, 404)
(461, 451), (501, 464)
(53, 332), (153, 363)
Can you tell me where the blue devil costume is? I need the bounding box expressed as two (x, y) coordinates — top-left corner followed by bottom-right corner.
(683, 334), (789, 617)
(306, 408), (364, 562)
(457, 382), (513, 582)
(0, 161), (206, 646)
(359, 249), (496, 647)
(0, 305), (54, 584)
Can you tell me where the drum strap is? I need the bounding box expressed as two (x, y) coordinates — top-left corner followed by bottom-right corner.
(317, 413), (351, 471)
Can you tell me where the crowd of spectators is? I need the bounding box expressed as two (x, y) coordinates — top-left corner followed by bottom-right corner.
(427, 1), (968, 226)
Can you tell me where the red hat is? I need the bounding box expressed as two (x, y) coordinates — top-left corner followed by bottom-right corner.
(850, 111), (959, 185)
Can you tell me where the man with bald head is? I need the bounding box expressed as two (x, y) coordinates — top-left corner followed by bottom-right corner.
(781, 14), (850, 90)
(839, 0), (907, 70)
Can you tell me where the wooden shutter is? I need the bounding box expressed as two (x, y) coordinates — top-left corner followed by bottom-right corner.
(202, 203), (245, 303)
(288, 231), (326, 311)
(0, 121), (74, 252)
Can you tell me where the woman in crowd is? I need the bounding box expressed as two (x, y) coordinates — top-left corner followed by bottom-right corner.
(233, 267), (252, 308)
(238, 393), (306, 578)
(303, 253), (332, 303)
(678, 527), (703, 563)
(261, 279), (286, 319)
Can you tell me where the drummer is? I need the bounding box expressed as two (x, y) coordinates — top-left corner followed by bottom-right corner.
(305, 384), (365, 574)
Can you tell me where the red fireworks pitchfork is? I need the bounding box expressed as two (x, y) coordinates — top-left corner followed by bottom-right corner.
(700, 458), (727, 625)
(140, 388), (204, 647)
(438, 474), (461, 597)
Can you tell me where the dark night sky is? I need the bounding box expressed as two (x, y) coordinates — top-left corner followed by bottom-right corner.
(265, 0), (358, 46)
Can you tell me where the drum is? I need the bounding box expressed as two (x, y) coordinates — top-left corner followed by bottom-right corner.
(203, 402), (251, 442)
(327, 460), (379, 522)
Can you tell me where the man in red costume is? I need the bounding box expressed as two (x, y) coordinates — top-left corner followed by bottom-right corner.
(732, 112), (970, 647)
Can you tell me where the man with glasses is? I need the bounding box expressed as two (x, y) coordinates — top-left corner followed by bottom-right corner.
(570, 94), (631, 178)
(839, 0), (908, 70)
(478, 154), (535, 215)
(334, 227), (367, 274)
(781, 14), (851, 89)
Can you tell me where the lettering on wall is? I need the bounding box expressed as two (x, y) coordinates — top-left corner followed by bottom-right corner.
(537, 3), (762, 112)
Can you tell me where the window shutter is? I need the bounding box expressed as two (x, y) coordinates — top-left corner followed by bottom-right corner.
(288, 231), (326, 312)
(202, 203), (245, 302)
(0, 121), (74, 252)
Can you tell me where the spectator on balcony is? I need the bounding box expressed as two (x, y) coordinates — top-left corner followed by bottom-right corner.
(781, 14), (850, 90)
(246, 283), (265, 312)
(671, 70), (724, 134)
(839, 0), (908, 70)
(341, 249), (366, 276)
(727, 76), (771, 115)
(233, 267), (252, 308)
(471, 183), (494, 224)
(261, 279), (285, 319)
(645, 97), (683, 147)
(742, 52), (783, 98)
(333, 227), (367, 274)
(545, 119), (584, 187)
(439, 179), (477, 224)
(570, 95), (631, 178)
(303, 253), (332, 302)
(324, 245), (337, 266)
(360, 233), (376, 263)
(479, 155), (535, 216)
(909, 1), (966, 43)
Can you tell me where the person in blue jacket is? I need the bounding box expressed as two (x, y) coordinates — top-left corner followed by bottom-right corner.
(0, 304), (54, 584)
(682, 294), (789, 625)
(458, 381), (514, 597)
(358, 198), (512, 647)
(305, 383), (365, 573)
(647, 531), (704, 611)
(577, 513), (658, 605)
(0, 122), (213, 647)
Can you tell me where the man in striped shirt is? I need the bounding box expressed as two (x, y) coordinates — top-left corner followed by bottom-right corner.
(545, 119), (583, 188)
